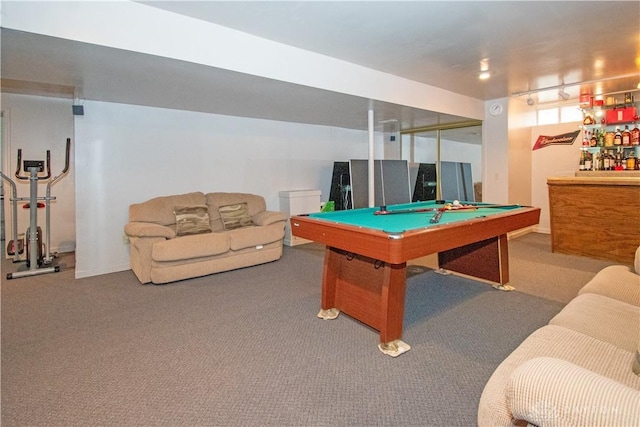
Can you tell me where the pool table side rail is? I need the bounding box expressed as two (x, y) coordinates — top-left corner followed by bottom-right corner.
(290, 206), (541, 264)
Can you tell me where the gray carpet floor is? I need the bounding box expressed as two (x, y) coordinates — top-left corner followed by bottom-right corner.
(1, 233), (617, 426)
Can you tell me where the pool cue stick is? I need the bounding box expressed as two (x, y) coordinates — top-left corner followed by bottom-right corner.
(430, 210), (444, 223)
(374, 203), (520, 216)
(375, 206), (440, 215)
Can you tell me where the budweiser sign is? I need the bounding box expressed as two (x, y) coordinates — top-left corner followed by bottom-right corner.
(532, 130), (580, 151)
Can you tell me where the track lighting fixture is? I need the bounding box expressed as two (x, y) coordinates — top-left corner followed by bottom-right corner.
(511, 73), (638, 98)
(558, 88), (570, 100)
(526, 95), (534, 106)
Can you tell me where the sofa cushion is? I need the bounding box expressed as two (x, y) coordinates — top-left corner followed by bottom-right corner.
(152, 233), (230, 262)
(477, 324), (640, 427)
(226, 223), (284, 251)
(578, 265), (640, 307)
(507, 357), (640, 427)
(218, 202), (254, 230)
(253, 210), (287, 226)
(124, 222), (175, 239)
(129, 192), (206, 225)
(549, 293), (639, 352)
(207, 193), (266, 232)
(174, 205), (212, 236)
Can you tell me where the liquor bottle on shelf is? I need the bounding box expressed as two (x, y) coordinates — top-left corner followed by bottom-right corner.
(609, 150), (615, 170)
(584, 151), (592, 171)
(615, 148), (623, 170)
(622, 125), (631, 145)
(607, 150), (615, 170)
(578, 150), (585, 171)
(605, 131), (615, 147)
(614, 127), (622, 145)
(631, 123), (640, 145)
(597, 128), (605, 147)
(602, 150), (611, 170)
(590, 131), (597, 147)
(598, 152), (604, 170)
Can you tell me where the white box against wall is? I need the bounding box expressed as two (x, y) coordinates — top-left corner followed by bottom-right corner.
(279, 189), (321, 246)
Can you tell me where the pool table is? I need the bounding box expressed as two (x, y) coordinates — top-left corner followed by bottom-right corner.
(290, 200), (540, 356)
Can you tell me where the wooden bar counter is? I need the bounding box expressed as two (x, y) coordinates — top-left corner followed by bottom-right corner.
(547, 175), (640, 264)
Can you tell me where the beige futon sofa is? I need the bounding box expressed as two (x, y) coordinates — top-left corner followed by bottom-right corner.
(478, 246), (640, 426)
(124, 192), (287, 284)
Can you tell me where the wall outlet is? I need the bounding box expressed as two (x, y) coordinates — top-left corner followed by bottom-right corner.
(122, 235), (129, 245)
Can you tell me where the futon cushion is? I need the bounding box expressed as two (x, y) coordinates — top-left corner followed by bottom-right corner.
(218, 202), (254, 230)
(174, 205), (212, 236)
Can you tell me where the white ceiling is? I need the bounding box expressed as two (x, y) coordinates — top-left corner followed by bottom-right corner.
(2, 1), (639, 136)
(141, 1), (640, 100)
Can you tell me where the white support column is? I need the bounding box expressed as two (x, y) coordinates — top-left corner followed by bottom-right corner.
(368, 108), (375, 207)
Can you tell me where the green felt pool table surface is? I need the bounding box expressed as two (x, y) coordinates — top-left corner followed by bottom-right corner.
(307, 201), (522, 233)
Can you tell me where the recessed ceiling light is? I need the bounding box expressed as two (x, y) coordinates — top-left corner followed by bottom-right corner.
(478, 58), (491, 80)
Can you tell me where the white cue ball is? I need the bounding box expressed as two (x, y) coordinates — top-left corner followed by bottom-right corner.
(453, 200), (460, 206)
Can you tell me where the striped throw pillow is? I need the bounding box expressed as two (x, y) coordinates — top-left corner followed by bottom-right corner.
(174, 205), (212, 236)
(218, 202), (253, 230)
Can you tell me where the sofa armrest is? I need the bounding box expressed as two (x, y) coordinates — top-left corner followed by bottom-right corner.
(507, 357), (640, 426)
(252, 210), (287, 226)
(124, 222), (176, 239)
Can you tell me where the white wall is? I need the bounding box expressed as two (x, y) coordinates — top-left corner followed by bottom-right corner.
(483, 98), (509, 204)
(530, 122), (582, 233)
(508, 98), (537, 206)
(74, 100), (371, 278)
(1, 94), (519, 279)
(1, 93), (76, 255)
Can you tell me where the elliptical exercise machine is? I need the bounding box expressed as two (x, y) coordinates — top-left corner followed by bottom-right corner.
(1, 138), (71, 280)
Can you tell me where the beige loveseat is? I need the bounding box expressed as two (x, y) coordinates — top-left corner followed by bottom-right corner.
(124, 192), (287, 284)
(478, 247), (640, 426)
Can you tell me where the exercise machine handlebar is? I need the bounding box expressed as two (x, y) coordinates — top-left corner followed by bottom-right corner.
(0, 171), (20, 263)
(45, 138), (71, 263)
(15, 148), (52, 180)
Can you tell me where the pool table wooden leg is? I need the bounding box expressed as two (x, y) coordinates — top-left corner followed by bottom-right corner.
(320, 246), (410, 356)
(379, 261), (407, 343)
